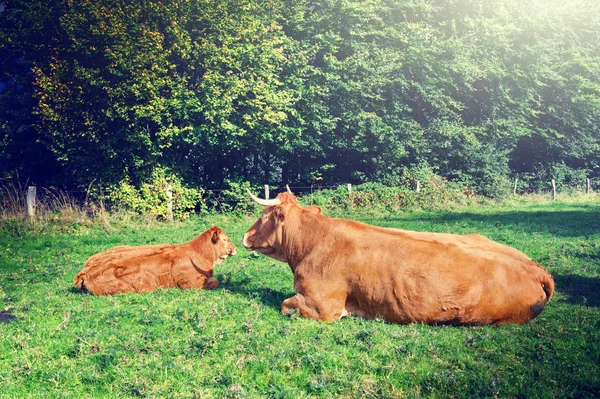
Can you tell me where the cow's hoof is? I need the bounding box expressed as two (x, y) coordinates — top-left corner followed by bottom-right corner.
(204, 278), (219, 289)
(282, 307), (299, 317)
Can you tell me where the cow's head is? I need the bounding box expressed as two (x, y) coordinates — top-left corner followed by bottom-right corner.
(242, 188), (321, 262)
(208, 226), (237, 262)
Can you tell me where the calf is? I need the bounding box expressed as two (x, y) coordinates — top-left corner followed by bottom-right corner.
(74, 226), (236, 295)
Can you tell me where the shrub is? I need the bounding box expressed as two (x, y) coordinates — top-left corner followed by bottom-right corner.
(454, 144), (513, 200)
(550, 163), (589, 193)
(517, 164), (590, 194)
(303, 185), (353, 212)
(107, 168), (205, 220)
(206, 180), (263, 216)
(299, 169), (483, 214)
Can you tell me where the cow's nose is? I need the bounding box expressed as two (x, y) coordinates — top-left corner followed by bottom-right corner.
(242, 233), (252, 249)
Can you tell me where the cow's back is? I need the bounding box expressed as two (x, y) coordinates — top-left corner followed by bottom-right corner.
(325, 222), (553, 325)
(75, 243), (188, 295)
(374, 226), (531, 261)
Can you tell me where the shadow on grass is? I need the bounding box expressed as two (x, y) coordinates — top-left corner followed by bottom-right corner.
(220, 277), (291, 310)
(378, 208), (600, 238)
(69, 286), (87, 295)
(222, 276), (600, 311)
(554, 274), (600, 307)
(0, 308), (19, 323)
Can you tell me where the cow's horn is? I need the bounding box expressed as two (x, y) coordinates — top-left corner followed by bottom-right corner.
(247, 189), (282, 206)
(286, 184), (293, 194)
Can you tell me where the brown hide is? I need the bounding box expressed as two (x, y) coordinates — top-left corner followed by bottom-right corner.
(74, 226), (237, 295)
(242, 193), (554, 325)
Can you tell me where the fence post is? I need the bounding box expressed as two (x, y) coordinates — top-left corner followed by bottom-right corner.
(99, 186), (106, 214)
(586, 178), (591, 194)
(347, 184), (352, 194)
(513, 178), (518, 196)
(415, 180), (420, 193)
(551, 179), (556, 201)
(264, 185), (269, 199)
(27, 186), (36, 218)
(166, 184), (173, 221)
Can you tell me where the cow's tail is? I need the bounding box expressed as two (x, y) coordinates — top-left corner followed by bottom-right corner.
(528, 264), (555, 320)
(541, 269), (555, 302)
(74, 273), (83, 289)
(73, 273), (89, 293)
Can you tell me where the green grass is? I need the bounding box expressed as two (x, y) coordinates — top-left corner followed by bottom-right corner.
(1, 198), (599, 398)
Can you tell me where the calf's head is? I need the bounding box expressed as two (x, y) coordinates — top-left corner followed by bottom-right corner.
(208, 226), (237, 262)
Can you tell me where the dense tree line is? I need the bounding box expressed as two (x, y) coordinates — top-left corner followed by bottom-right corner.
(1, 0), (599, 195)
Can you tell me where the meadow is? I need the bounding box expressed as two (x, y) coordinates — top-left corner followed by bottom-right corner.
(0, 197), (599, 398)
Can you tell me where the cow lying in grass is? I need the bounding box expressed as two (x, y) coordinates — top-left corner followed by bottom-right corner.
(242, 190), (554, 325)
(74, 226), (237, 295)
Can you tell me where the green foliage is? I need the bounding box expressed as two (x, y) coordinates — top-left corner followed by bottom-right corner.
(549, 164), (590, 192)
(208, 180), (262, 216)
(302, 185), (354, 212)
(107, 168), (204, 220)
(1, 0), (599, 189)
(518, 164), (590, 194)
(302, 173), (482, 215)
(456, 144), (513, 199)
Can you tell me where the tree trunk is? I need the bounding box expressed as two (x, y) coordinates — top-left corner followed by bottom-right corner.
(264, 150), (271, 184)
(282, 160), (290, 186)
(252, 152), (260, 177)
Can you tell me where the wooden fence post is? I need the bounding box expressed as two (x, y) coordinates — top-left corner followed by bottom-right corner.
(513, 178), (518, 196)
(586, 178), (591, 194)
(27, 186), (36, 218)
(551, 179), (556, 200)
(415, 180), (420, 193)
(347, 184), (352, 194)
(264, 185), (269, 199)
(166, 184), (173, 221)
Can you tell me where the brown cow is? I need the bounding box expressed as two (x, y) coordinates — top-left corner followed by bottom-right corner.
(242, 191), (554, 325)
(74, 226), (237, 295)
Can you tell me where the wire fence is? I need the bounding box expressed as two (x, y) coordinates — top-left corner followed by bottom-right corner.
(1, 177), (598, 219)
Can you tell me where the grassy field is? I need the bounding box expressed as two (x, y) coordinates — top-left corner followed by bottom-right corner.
(0, 197), (599, 398)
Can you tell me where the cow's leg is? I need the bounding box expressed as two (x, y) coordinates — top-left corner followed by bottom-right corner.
(281, 294), (321, 320)
(282, 286), (347, 322)
(80, 275), (136, 296)
(177, 275), (207, 290)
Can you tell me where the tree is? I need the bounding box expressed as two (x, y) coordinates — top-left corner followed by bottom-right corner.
(1, 0), (598, 192)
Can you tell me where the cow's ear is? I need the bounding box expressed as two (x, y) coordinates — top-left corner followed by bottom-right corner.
(274, 206), (285, 222)
(306, 206), (322, 215)
(211, 229), (219, 244)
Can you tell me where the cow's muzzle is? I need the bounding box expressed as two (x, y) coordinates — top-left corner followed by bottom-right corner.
(241, 233), (253, 250)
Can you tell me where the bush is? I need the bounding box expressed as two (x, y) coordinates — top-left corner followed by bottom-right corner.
(454, 144), (513, 200)
(107, 168), (205, 220)
(303, 185), (353, 212)
(549, 163), (589, 193)
(206, 180), (263, 216)
(300, 169), (483, 214)
(517, 163), (590, 194)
